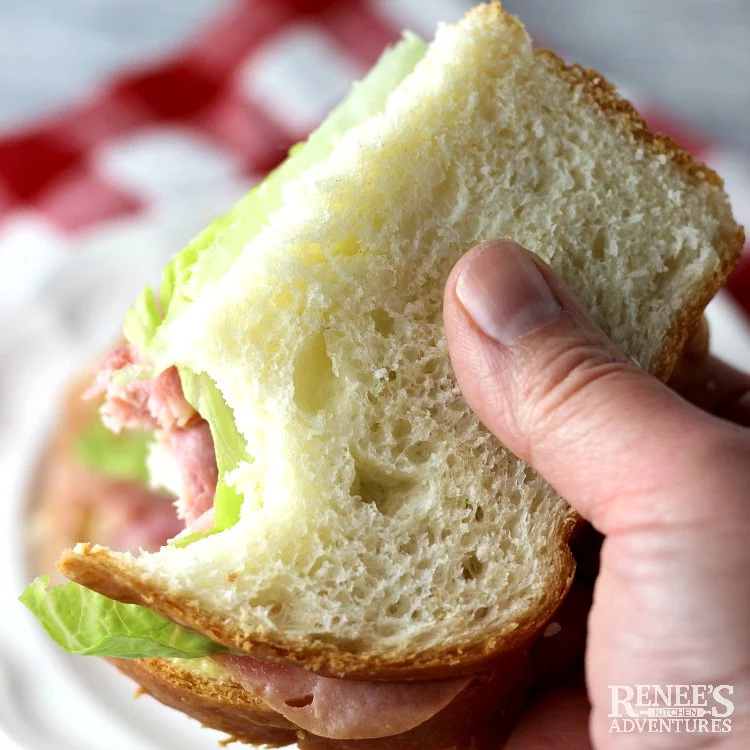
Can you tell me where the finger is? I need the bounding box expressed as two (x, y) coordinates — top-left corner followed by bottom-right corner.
(443, 240), (735, 535)
(503, 683), (592, 750)
(668, 354), (750, 425)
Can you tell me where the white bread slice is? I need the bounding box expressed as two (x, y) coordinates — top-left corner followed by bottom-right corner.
(60, 2), (743, 679)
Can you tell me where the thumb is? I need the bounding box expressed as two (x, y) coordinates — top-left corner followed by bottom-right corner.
(444, 240), (730, 535)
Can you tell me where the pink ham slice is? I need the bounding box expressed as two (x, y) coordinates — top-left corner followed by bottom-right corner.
(187, 507), (215, 533)
(216, 654), (470, 740)
(88, 347), (218, 524)
(148, 366), (198, 429)
(162, 423), (218, 524)
(108, 484), (185, 552)
(88, 347), (198, 434)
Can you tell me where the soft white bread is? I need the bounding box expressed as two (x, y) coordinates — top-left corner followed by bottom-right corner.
(60, 2), (743, 679)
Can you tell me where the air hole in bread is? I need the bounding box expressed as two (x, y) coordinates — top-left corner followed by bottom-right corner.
(503, 514), (520, 536)
(405, 440), (431, 466)
(462, 552), (484, 581)
(402, 345), (420, 363)
(370, 308), (395, 336)
(392, 418), (411, 441)
(569, 167), (587, 191)
(350, 454), (417, 516)
(529, 490), (546, 515)
(592, 227), (609, 261)
(474, 506), (485, 522)
(399, 536), (418, 555)
(308, 557), (324, 576)
(285, 694), (314, 708)
(654, 259), (680, 291)
(386, 597), (409, 617)
(473, 606), (489, 621)
(293, 332), (337, 414)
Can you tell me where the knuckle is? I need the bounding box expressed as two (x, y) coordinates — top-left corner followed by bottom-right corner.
(515, 337), (634, 447)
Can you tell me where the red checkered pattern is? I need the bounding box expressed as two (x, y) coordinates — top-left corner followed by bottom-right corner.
(0, 0), (747, 311)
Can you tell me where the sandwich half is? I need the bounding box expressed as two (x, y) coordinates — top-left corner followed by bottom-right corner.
(21, 3), (743, 747)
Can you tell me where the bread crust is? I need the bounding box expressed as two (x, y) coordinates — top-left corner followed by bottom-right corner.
(59, 533), (576, 680)
(533, 45), (744, 381)
(57, 0), (742, 682)
(111, 658), (297, 746)
(111, 653), (530, 749)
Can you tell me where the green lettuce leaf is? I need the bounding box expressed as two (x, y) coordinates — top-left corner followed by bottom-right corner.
(20, 577), (227, 659)
(178, 370), (247, 532)
(121, 33), (427, 541)
(124, 32), (426, 356)
(73, 414), (151, 484)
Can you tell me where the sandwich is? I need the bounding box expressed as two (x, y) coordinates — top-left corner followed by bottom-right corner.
(28, 362), (182, 580)
(20, 3), (743, 748)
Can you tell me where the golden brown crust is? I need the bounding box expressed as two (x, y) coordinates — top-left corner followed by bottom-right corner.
(59, 542), (574, 680)
(535, 48), (724, 190)
(110, 653), (531, 749)
(111, 658), (296, 746)
(532, 47), (744, 381)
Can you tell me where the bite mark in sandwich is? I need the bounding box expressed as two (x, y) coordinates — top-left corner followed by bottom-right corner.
(20, 2), (743, 747)
(87, 345), (218, 528)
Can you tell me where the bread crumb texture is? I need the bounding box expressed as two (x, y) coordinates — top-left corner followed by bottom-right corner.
(65, 3), (741, 672)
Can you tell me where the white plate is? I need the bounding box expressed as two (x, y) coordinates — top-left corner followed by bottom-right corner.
(0, 212), (748, 748)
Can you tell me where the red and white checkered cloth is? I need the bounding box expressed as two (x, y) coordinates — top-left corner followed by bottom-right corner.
(0, 0), (747, 312)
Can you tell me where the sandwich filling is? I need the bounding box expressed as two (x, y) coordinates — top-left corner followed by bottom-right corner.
(86, 347), (472, 740)
(215, 655), (470, 740)
(22, 2), (739, 741)
(21, 31), (474, 741)
(87, 344), (218, 529)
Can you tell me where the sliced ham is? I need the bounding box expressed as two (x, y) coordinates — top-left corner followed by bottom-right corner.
(86, 345), (154, 432)
(163, 423), (218, 524)
(216, 654), (470, 740)
(100, 380), (157, 433)
(149, 367), (198, 429)
(86, 345), (141, 399)
(187, 507), (215, 533)
(88, 347), (197, 433)
(107, 485), (185, 552)
(88, 347), (218, 525)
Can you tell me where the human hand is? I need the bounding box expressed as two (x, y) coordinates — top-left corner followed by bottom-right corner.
(443, 240), (750, 749)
